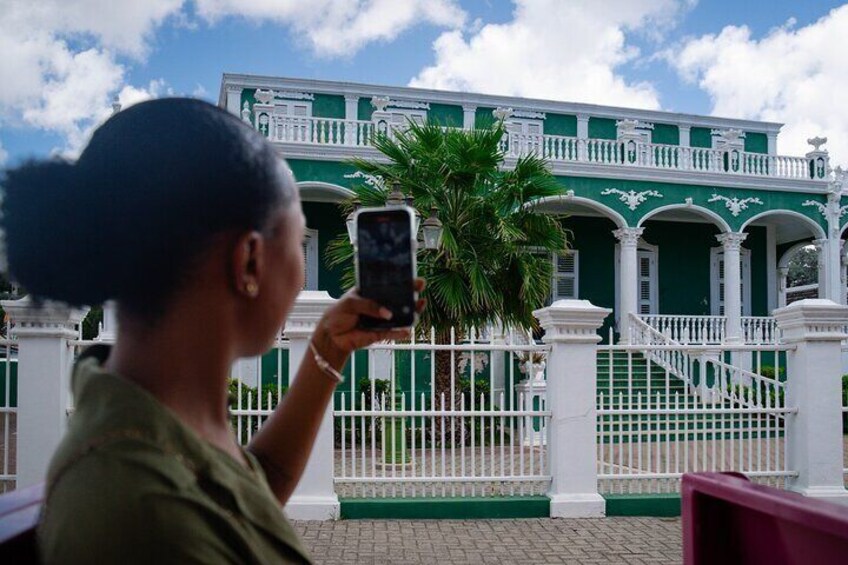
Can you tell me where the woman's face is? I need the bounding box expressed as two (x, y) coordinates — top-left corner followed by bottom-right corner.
(241, 199), (305, 355)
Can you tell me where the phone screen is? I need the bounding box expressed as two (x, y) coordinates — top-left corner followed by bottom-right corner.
(356, 207), (416, 329)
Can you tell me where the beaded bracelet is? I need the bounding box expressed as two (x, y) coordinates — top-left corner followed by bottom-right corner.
(309, 341), (345, 384)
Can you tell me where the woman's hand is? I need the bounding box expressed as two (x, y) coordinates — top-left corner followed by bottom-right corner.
(310, 278), (426, 369)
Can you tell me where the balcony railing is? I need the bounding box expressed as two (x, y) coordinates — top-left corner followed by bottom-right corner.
(640, 314), (780, 345)
(258, 116), (826, 182)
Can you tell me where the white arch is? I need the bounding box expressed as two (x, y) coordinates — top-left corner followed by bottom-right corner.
(778, 240), (817, 269)
(525, 194), (628, 228)
(741, 209), (826, 240)
(297, 181), (355, 203)
(637, 203), (731, 233)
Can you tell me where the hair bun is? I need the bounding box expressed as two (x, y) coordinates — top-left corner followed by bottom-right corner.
(2, 159), (113, 305)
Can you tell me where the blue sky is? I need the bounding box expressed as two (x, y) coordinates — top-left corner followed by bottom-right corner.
(2, 0), (847, 166)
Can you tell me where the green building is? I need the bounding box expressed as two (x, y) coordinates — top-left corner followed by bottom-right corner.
(218, 74), (844, 349)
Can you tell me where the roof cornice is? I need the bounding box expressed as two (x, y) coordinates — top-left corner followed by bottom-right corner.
(221, 73), (785, 134)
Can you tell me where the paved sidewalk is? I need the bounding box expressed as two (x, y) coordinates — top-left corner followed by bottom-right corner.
(294, 517), (682, 564)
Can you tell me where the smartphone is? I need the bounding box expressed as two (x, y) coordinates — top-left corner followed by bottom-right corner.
(354, 206), (418, 329)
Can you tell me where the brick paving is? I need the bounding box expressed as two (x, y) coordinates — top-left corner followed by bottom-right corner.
(294, 517), (682, 565)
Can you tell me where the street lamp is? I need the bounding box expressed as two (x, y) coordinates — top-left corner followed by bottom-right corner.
(386, 181), (405, 206)
(421, 206), (443, 250)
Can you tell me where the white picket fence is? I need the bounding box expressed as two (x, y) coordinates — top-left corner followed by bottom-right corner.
(4, 295), (848, 518)
(0, 334), (16, 494)
(334, 330), (550, 498)
(597, 343), (794, 495)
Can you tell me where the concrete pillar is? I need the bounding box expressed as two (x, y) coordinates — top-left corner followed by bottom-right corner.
(462, 105), (476, 130)
(766, 225), (778, 313)
(344, 95), (359, 121)
(613, 227), (644, 344)
(774, 299), (848, 503)
(283, 290), (340, 520)
(225, 85), (243, 116)
(778, 267), (789, 308)
(767, 132), (778, 155)
(534, 299), (611, 517)
(1, 297), (88, 488)
(679, 124), (691, 147)
(576, 114), (589, 161)
(814, 238), (828, 300)
(717, 233), (747, 343)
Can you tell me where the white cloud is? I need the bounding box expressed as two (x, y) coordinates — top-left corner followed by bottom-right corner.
(194, 0), (466, 57)
(666, 5), (848, 165)
(0, 0), (467, 159)
(410, 0), (692, 109)
(0, 141), (7, 168)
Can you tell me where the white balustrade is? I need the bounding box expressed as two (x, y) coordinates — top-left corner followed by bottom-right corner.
(640, 314), (726, 345)
(256, 115), (822, 181)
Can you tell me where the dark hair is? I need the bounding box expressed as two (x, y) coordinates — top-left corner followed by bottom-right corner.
(1, 98), (296, 319)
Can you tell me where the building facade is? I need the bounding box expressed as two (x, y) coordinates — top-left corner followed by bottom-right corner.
(218, 73), (846, 347)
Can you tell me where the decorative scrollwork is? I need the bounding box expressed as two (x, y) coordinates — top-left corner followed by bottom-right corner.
(707, 194), (763, 217)
(601, 188), (663, 211)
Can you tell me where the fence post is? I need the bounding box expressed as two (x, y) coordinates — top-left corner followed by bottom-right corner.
(774, 298), (848, 503)
(282, 290), (340, 520)
(534, 299), (611, 517)
(1, 296), (88, 489)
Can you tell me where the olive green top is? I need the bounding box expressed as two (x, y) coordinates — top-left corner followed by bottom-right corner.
(38, 345), (312, 564)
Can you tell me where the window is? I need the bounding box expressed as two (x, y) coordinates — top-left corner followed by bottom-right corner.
(302, 228), (319, 291)
(551, 250), (579, 301)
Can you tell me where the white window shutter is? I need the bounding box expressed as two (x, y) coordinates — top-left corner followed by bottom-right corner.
(552, 250), (579, 301)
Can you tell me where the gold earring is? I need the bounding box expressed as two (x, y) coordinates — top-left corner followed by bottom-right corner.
(246, 281), (258, 297)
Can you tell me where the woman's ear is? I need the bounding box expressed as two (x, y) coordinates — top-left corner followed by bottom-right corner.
(231, 231), (265, 298)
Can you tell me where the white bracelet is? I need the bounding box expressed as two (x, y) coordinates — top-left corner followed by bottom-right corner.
(309, 341), (345, 384)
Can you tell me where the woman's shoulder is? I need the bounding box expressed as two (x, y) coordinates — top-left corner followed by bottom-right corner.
(38, 443), (250, 564)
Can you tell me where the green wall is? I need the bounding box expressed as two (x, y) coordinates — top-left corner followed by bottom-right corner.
(546, 114), (577, 137)
(560, 216), (617, 339)
(745, 132), (768, 154)
(746, 226), (768, 316)
(589, 117), (617, 140)
(289, 159), (358, 188)
(690, 127), (712, 148)
(429, 103), (463, 127)
(652, 124), (679, 146)
(313, 94), (345, 119)
(643, 220), (718, 316)
(358, 98), (374, 121)
(475, 107), (497, 129)
(302, 202), (348, 298)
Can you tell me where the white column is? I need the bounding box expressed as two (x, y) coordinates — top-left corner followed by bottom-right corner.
(534, 299), (611, 517)
(576, 114), (589, 162)
(462, 105), (476, 130)
(225, 86), (243, 116)
(774, 299), (848, 504)
(767, 132), (778, 155)
(282, 290), (340, 520)
(678, 124), (691, 147)
(344, 95), (359, 121)
(766, 225), (778, 313)
(717, 233), (747, 343)
(814, 238), (828, 299)
(614, 227), (643, 344)
(778, 267), (789, 308)
(1, 297), (88, 488)
(368, 349), (392, 382)
(99, 301), (118, 341)
(825, 191), (844, 304)
(488, 323), (507, 405)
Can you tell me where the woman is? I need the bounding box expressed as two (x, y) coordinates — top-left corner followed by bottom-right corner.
(1, 98), (422, 563)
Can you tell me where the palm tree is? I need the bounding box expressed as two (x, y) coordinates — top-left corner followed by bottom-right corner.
(327, 120), (569, 396)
